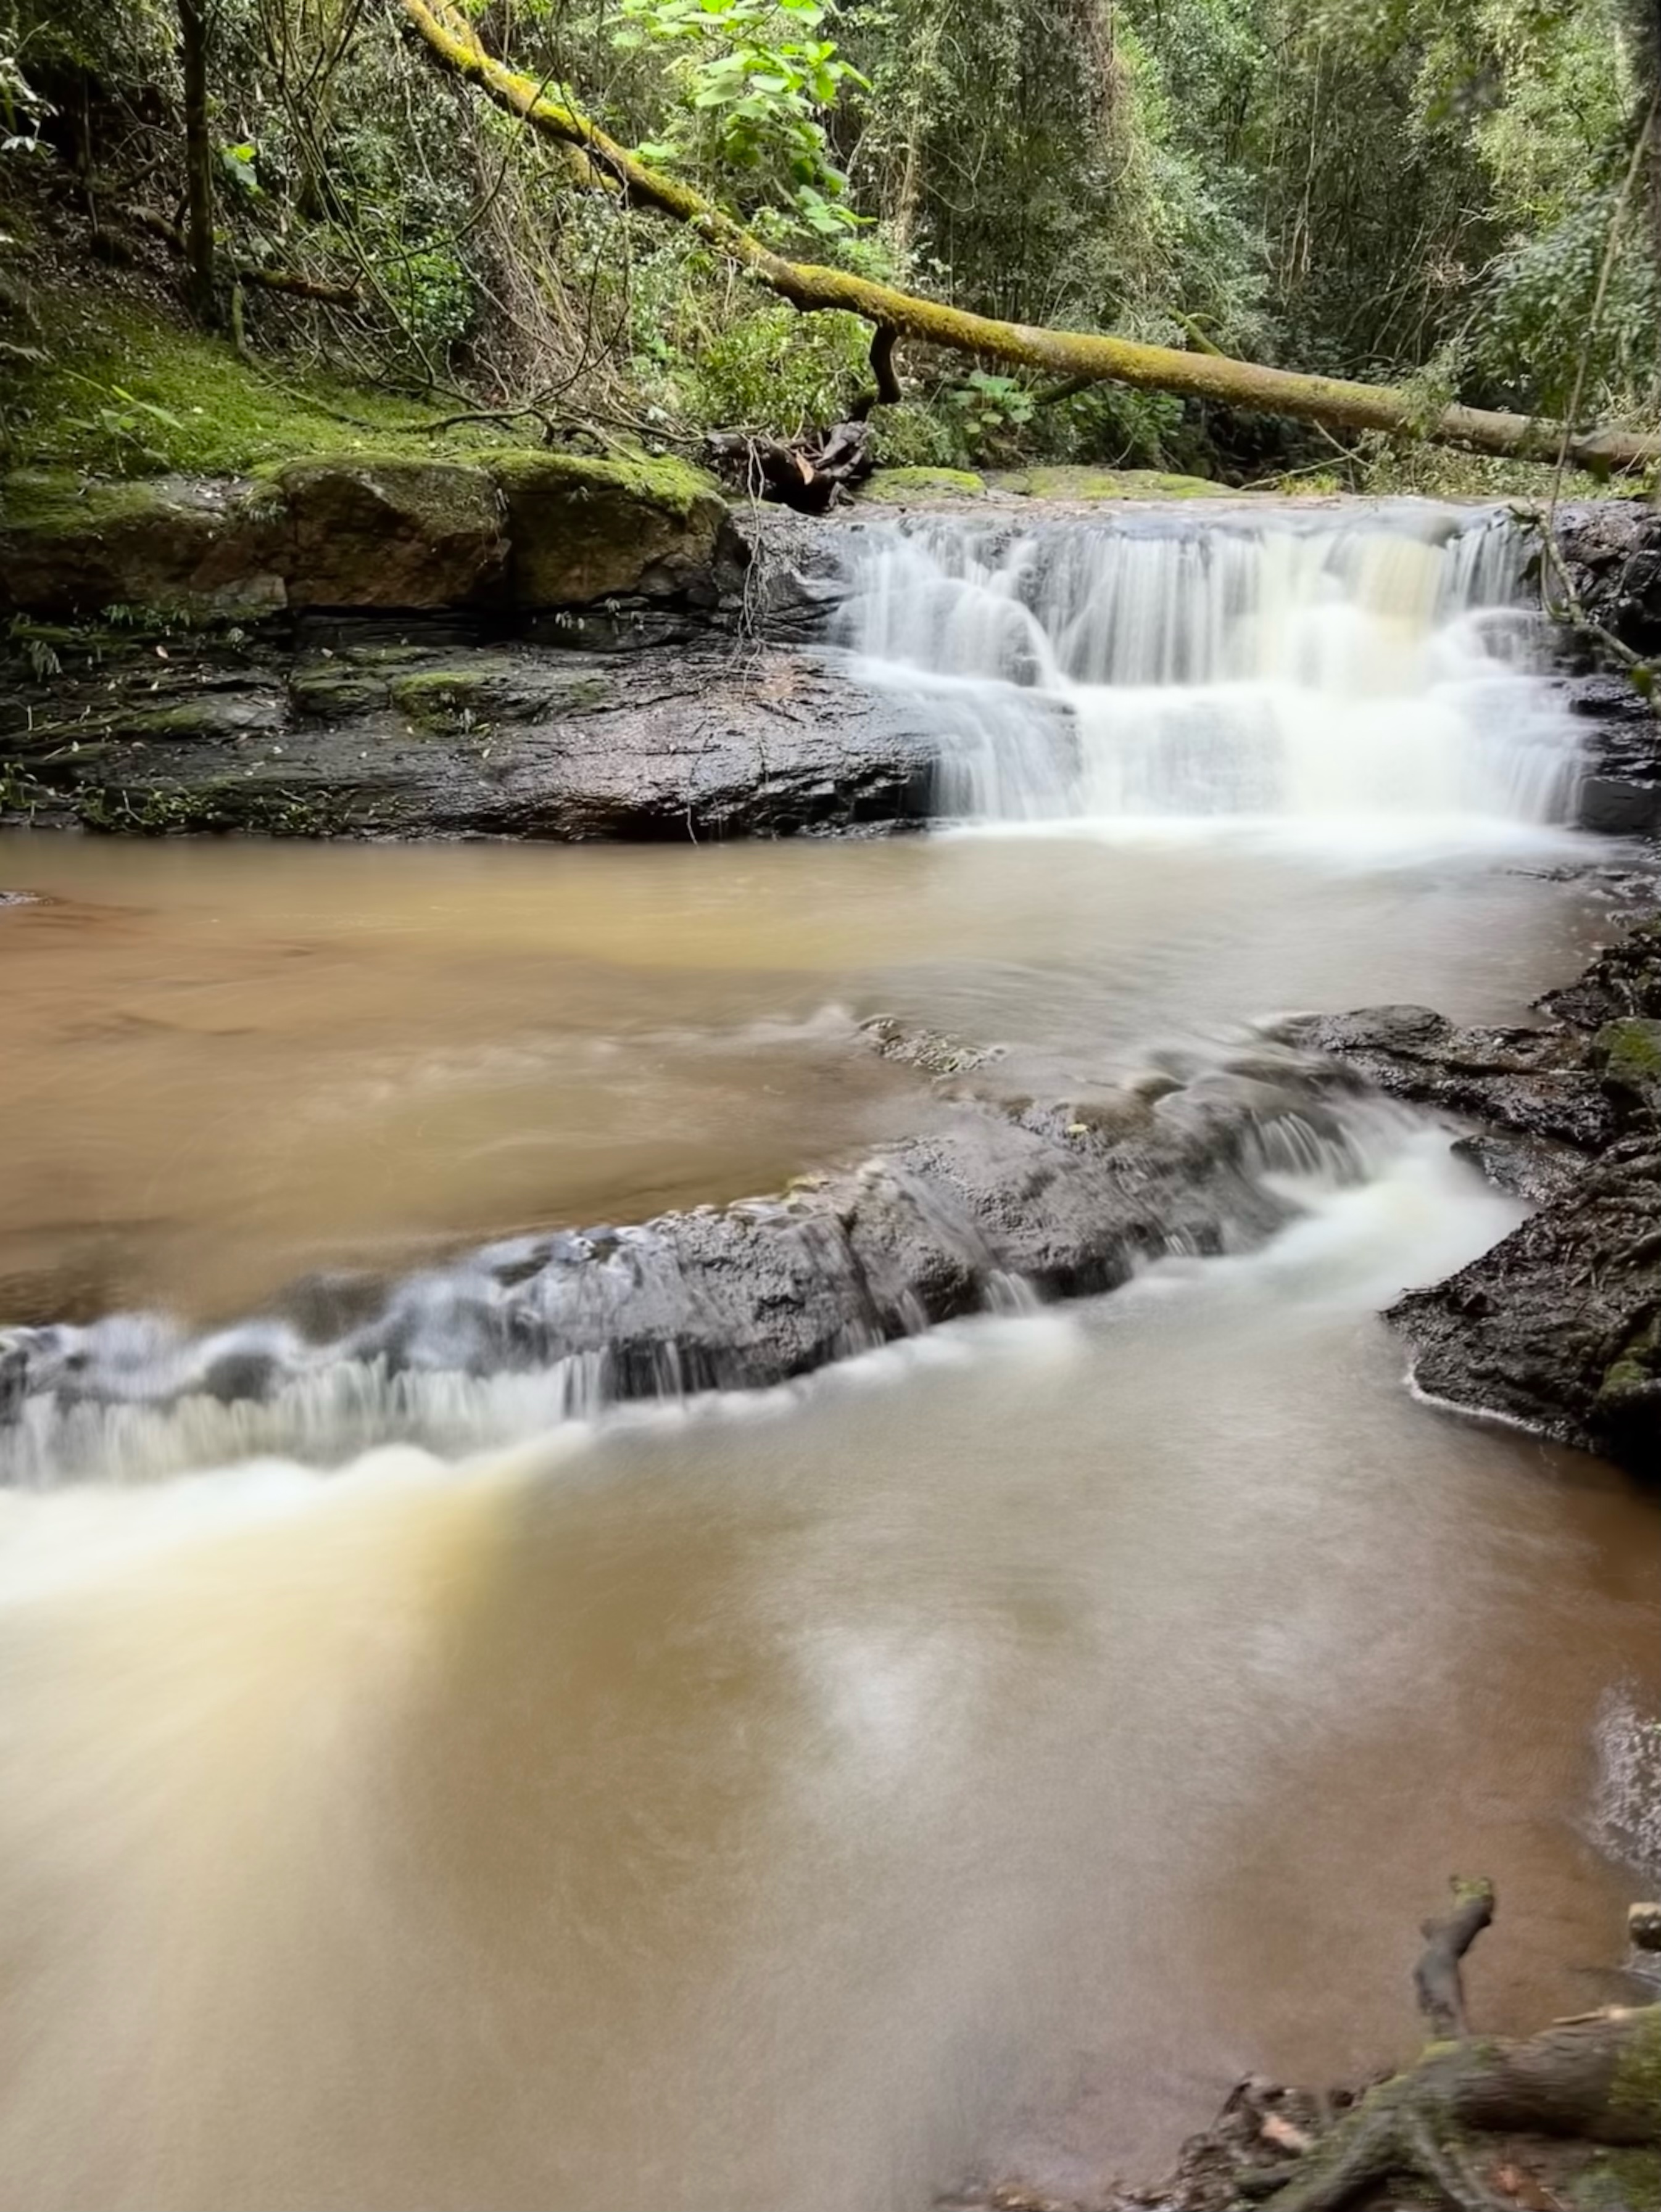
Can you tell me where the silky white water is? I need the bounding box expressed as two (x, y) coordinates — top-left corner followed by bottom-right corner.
(842, 503), (1586, 840)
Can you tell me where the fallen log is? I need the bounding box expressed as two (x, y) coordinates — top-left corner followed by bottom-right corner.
(394, 0), (1661, 473)
(1244, 1878), (1660, 2212)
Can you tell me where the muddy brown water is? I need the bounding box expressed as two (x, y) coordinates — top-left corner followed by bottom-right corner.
(0, 826), (1656, 2211)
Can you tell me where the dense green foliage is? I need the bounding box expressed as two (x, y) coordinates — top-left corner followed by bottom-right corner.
(1, 0), (1655, 479)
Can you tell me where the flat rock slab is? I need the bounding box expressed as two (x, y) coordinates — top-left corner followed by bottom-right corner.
(0, 631), (940, 839)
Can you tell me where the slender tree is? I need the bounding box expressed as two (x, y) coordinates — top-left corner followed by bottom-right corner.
(178, 0), (218, 322)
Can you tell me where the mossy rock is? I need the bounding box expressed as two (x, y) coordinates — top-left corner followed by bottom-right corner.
(389, 665), (499, 732)
(861, 467), (987, 501)
(486, 452), (737, 607)
(988, 464), (1232, 501)
(1593, 1017), (1661, 1104)
(288, 667), (389, 720)
(0, 470), (286, 619)
(1570, 2145), (1661, 2211)
(280, 458), (508, 611)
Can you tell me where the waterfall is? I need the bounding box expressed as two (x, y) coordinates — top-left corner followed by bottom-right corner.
(840, 503), (1584, 835)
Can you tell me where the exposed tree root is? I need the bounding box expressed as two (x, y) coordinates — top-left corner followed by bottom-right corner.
(394, 0), (1661, 473)
(1240, 1880), (1661, 2212)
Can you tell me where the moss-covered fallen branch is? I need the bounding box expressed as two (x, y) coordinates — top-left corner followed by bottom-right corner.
(394, 0), (1660, 474)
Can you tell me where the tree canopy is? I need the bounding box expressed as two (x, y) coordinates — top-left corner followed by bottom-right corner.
(2, 0), (1657, 482)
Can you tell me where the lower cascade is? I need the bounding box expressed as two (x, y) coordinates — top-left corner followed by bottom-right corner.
(841, 503), (1584, 832)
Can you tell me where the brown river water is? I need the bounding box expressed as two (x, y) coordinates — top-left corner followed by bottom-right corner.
(0, 508), (1658, 2211)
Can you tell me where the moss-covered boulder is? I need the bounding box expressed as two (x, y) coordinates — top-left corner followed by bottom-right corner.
(280, 458), (508, 609)
(486, 452), (737, 607)
(0, 452), (741, 620)
(0, 470), (286, 618)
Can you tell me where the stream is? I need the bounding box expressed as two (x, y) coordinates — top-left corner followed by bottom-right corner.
(0, 501), (1656, 2211)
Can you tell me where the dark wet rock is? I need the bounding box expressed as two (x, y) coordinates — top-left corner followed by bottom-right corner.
(0, 632), (940, 840)
(1449, 1129), (1585, 1204)
(1394, 1137), (1661, 1467)
(1270, 1004), (1616, 1149)
(0, 1067), (1335, 1455)
(1554, 669), (1661, 833)
(1279, 923), (1661, 1477)
(1552, 500), (1661, 659)
(1533, 505), (1661, 829)
(1539, 916), (1661, 1028)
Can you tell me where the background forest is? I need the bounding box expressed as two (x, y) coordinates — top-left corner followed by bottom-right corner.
(1, 0), (1657, 488)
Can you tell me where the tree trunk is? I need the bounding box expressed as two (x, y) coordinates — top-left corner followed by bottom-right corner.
(395, 0), (1661, 473)
(178, 0), (218, 324)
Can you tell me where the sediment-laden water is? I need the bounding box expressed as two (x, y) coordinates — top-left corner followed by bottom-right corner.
(0, 503), (1654, 2211)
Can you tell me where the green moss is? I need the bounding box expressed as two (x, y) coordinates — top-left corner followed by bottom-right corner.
(2, 284), (508, 481)
(1610, 2007), (1661, 2135)
(1573, 2145), (1661, 2210)
(389, 666), (494, 730)
(488, 452), (726, 606)
(560, 674), (615, 711)
(127, 701), (231, 739)
(990, 464), (1230, 500)
(861, 466), (987, 499)
(1601, 1310), (1661, 1395)
(288, 669), (387, 719)
(1595, 1018), (1661, 1092)
(486, 449), (717, 519)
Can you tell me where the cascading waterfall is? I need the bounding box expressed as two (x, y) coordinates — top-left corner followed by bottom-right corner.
(841, 503), (1584, 834)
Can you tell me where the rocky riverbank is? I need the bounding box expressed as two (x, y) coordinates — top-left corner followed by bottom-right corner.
(1277, 910), (1661, 1475)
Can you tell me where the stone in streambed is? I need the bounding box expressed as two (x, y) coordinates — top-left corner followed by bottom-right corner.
(1391, 1136), (1661, 1472)
(0, 1073), (1307, 1438)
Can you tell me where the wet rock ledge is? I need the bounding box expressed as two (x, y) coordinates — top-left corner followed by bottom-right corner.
(0, 453), (936, 838)
(0, 1049), (1361, 1477)
(1277, 917), (1661, 1475)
